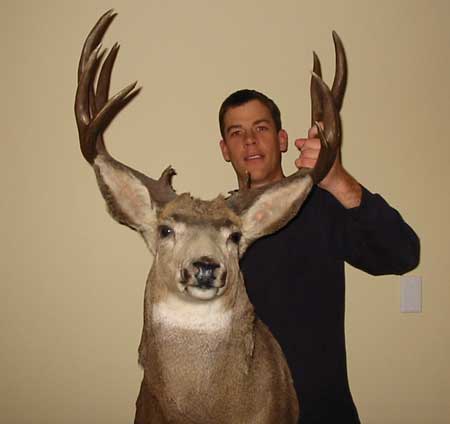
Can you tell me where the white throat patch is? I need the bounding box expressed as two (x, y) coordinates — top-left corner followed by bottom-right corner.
(152, 294), (232, 332)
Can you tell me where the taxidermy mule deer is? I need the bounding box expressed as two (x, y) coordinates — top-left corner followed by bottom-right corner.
(75, 10), (346, 424)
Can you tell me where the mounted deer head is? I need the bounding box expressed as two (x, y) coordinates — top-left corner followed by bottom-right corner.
(75, 10), (347, 422)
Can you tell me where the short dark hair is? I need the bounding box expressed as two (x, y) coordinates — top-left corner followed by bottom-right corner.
(218, 89), (282, 138)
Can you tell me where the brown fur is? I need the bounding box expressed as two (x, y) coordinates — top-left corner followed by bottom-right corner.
(131, 193), (300, 423)
(136, 264), (298, 423)
(160, 194), (241, 228)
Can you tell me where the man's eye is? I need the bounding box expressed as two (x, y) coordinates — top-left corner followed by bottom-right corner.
(159, 225), (174, 238)
(230, 130), (242, 137)
(256, 126), (268, 132)
(229, 231), (242, 244)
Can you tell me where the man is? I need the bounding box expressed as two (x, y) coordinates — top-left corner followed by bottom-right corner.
(218, 89), (420, 423)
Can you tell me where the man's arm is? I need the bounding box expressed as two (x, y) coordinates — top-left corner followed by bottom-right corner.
(295, 125), (420, 275)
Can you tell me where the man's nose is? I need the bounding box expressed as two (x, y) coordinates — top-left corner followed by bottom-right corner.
(244, 129), (257, 145)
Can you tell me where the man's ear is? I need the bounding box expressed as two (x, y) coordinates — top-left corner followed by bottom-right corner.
(278, 129), (288, 153)
(219, 139), (231, 162)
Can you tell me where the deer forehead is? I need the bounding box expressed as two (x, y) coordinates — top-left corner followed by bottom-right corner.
(159, 193), (241, 229)
(162, 222), (230, 261)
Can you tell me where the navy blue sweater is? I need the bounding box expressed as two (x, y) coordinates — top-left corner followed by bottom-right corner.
(240, 186), (420, 423)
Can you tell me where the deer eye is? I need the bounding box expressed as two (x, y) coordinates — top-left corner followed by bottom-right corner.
(159, 225), (174, 238)
(229, 231), (242, 244)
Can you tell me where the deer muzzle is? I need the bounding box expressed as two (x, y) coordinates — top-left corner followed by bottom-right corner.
(180, 257), (227, 301)
(193, 260), (220, 288)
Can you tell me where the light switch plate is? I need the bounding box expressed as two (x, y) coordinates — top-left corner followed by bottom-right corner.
(400, 276), (422, 313)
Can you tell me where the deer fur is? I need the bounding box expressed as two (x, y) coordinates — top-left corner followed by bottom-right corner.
(107, 181), (312, 423)
(92, 165), (313, 422)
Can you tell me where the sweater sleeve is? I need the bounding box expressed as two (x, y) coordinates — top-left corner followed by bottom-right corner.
(332, 186), (420, 276)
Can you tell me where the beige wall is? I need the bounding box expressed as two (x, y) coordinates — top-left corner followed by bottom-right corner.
(1, 0), (449, 422)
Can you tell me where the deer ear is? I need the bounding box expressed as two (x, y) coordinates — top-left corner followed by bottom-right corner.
(239, 175), (313, 253)
(93, 156), (160, 252)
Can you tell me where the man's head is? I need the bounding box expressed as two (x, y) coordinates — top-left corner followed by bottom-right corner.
(219, 90), (282, 138)
(219, 89), (288, 190)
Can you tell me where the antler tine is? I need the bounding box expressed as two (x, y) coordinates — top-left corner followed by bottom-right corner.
(78, 10), (116, 119)
(75, 41), (140, 162)
(311, 51), (323, 125)
(78, 9), (117, 81)
(312, 51), (322, 78)
(81, 80), (140, 163)
(330, 31), (347, 112)
(310, 31), (347, 124)
(95, 43), (120, 112)
(75, 44), (103, 136)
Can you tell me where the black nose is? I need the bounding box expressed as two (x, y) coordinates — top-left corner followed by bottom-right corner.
(193, 260), (220, 287)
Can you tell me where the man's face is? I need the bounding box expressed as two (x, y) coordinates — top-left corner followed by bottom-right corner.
(220, 99), (288, 189)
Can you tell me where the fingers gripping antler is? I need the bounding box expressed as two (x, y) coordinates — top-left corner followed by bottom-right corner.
(75, 11), (177, 236)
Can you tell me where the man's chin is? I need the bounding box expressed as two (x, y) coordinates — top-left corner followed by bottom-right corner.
(240, 171), (283, 189)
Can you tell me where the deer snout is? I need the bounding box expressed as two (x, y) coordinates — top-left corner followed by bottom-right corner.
(179, 257), (227, 300)
(193, 260), (220, 288)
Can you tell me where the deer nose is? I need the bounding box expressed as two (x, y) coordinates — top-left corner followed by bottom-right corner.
(193, 260), (220, 287)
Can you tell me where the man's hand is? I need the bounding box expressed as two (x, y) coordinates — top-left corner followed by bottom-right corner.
(294, 124), (362, 208)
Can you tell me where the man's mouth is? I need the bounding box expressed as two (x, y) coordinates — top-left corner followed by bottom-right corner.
(245, 154), (264, 161)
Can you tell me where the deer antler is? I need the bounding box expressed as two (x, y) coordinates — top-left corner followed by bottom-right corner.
(75, 10), (138, 164)
(75, 10), (177, 216)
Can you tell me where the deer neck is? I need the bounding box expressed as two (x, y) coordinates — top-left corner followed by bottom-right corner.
(138, 268), (255, 417)
(146, 270), (255, 354)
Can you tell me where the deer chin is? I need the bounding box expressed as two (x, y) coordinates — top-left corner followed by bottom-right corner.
(185, 285), (220, 301)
